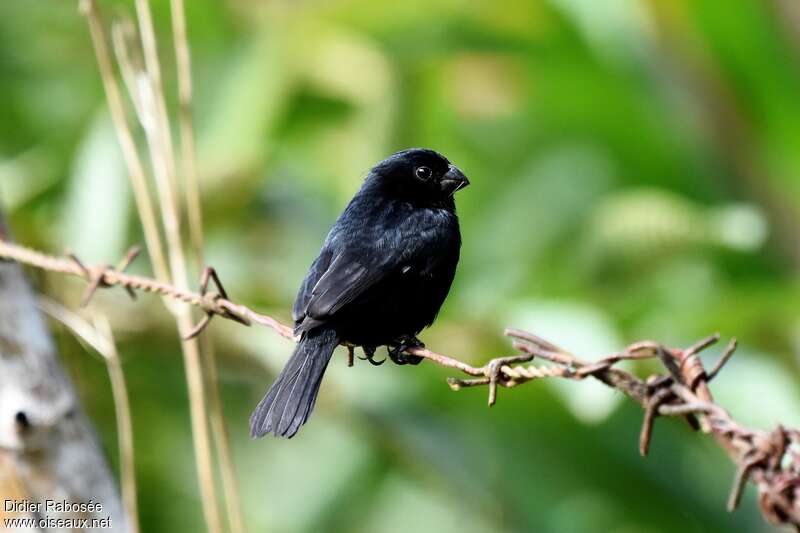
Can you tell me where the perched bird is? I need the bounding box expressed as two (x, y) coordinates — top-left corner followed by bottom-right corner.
(250, 148), (470, 438)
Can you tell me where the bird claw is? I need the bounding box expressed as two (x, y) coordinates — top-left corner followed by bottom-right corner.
(388, 336), (424, 366)
(357, 346), (385, 366)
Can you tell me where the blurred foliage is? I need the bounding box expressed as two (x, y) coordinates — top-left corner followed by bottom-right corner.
(2, 0), (800, 531)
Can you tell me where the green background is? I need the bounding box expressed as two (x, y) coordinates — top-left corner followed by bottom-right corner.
(2, 0), (799, 531)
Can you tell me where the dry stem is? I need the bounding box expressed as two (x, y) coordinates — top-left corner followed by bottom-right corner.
(169, 1), (245, 529)
(38, 299), (140, 533)
(80, 0), (169, 283)
(81, 2), (223, 531)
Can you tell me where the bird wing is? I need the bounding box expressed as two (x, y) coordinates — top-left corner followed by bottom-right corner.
(296, 233), (423, 331)
(292, 250), (332, 324)
(294, 207), (457, 333)
(302, 250), (387, 322)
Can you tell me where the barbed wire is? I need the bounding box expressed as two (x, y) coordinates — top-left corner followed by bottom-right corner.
(0, 238), (798, 530)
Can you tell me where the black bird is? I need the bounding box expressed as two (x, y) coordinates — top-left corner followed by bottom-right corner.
(250, 148), (469, 438)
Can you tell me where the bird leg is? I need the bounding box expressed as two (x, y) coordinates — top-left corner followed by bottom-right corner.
(357, 345), (385, 366)
(388, 336), (424, 366)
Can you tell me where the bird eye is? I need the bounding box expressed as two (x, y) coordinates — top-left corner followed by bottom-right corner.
(415, 166), (432, 180)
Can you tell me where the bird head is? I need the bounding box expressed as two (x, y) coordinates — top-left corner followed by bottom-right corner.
(369, 148), (470, 202)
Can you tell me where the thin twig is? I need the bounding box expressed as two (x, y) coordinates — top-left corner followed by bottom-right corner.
(122, 4), (224, 528)
(80, 0), (170, 284)
(133, 0), (179, 213)
(83, 2), (222, 530)
(38, 299), (140, 533)
(170, 0), (204, 268)
(93, 313), (139, 533)
(202, 334), (245, 533)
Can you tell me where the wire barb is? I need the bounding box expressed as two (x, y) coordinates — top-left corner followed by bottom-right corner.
(481, 354), (535, 406)
(67, 252), (90, 279)
(728, 455), (761, 512)
(184, 266), (244, 340)
(708, 337), (738, 382)
(79, 266), (109, 307)
(67, 247), (145, 307)
(639, 386), (673, 456)
(116, 245), (142, 300)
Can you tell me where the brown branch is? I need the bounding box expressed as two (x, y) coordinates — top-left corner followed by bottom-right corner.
(0, 238), (798, 530)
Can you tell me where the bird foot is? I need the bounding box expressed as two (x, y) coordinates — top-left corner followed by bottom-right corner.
(388, 336), (425, 366)
(357, 345), (385, 366)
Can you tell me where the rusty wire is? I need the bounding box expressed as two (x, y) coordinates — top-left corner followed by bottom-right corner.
(0, 238), (798, 530)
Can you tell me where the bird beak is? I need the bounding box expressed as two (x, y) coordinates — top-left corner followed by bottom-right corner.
(440, 164), (470, 196)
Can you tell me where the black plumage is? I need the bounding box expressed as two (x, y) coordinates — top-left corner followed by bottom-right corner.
(250, 148), (469, 438)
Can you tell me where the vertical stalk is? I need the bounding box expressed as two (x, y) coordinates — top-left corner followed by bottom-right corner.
(81, 2), (223, 532)
(131, 0), (222, 529)
(95, 315), (140, 533)
(170, 1), (246, 531)
(80, 0), (169, 284)
(38, 298), (141, 533)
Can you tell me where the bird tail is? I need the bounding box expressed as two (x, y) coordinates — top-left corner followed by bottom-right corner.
(249, 327), (339, 438)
